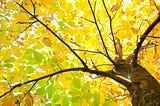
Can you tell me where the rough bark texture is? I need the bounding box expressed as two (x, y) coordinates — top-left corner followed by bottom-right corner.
(129, 65), (160, 106)
(114, 63), (160, 106)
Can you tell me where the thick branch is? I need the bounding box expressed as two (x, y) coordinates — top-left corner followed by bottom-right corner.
(15, 1), (87, 68)
(0, 67), (130, 98)
(0, 67), (84, 98)
(88, 0), (116, 65)
(132, 15), (160, 66)
(84, 69), (131, 88)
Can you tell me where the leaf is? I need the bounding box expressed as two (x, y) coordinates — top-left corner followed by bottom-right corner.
(69, 88), (80, 95)
(150, 0), (155, 6)
(62, 95), (70, 106)
(25, 94), (33, 106)
(5, 63), (13, 68)
(111, 4), (120, 12)
(102, 100), (119, 106)
(71, 95), (80, 103)
(6, 2), (17, 10)
(52, 94), (61, 103)
(2, 97), (14, 106)
(43, 37), (52, 47)
(59, 0), (66, 8)
(93, 92), (100, 106)
(72, 78), (81, 89)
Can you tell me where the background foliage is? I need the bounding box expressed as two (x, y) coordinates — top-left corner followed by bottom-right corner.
(0, 0), (160, 105)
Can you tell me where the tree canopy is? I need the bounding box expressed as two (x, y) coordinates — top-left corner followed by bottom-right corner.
(0, 0), (160, 106)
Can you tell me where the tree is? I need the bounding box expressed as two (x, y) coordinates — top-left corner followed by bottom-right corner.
(0, 0), (160, 105)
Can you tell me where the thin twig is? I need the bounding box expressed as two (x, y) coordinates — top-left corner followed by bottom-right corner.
(30, 0), (36, 15)
(88, 0), (116, 65)
(102, 0), (117, 54)
(15, 1), (88, 68)
(112, 0), (124, 20)
(147, 36), (160, 38)
(20, 81), (38, 105)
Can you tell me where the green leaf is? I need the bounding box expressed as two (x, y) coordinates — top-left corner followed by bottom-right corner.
(52, 94), (60, 103)
(36, 87), (45, 95)
(33, 51), (44, 63)
(62, 95), (70, 106)
(5, 63), (13, 68)
(26, 66), (34, 74)
(46, 84), (58, 99)
(102, 100), (119, 106)
(68, 21), (75, 27)
(93, 92), (100, 106)
(71, 95), (80, 103)
(69, 88), (80, 95)
(81, 83), (90, 92)
(5, 57), (15, 62)
(72, 78), (81, 89)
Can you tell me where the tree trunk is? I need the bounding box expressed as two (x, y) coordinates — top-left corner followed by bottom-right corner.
(127, 65), (160, 106)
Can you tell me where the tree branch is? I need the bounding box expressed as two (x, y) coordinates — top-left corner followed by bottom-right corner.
(0, 67), (84, 98)
(132, 15), (160, 66)
(14, 0), (88, 68)
(88, 0), (116, 66)
(84, 69), (131, 88)
(102, 0), (118, 54)
(0, 67), (130, 98)
(147, 35), (160, 38)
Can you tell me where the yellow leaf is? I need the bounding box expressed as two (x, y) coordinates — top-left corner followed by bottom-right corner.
(33, 43), (44, 49)
(39, 64), (52, 71)
(30, 72), (46, 80)
(6, 2), (17, 10)
(2, 97), (14, 106)
(25, 94), (33, 106)
(111, 4), (120, 12)
(12, 45), (22, 57)
(59, 0), (66, 8)
(43, 37), (52, 47)
(0, 49), (11, 60)
(150, 0), (155, 6)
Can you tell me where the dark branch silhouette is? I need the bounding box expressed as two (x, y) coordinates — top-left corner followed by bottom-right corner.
(132, 15), (160, 66)
(88, 0), (116, 65)
(102, 0), (117, 55)
(0, 67), (130, 98)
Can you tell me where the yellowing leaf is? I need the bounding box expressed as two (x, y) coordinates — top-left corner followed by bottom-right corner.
(25, 94), (33, 106)
(0, 49), (11, 60)
(2, 97), (14, 106)
(38, 64), (52, 71)
(150, 0), (155, 6)
(111, 4), (120, 12)
(43, 37), (52, 47)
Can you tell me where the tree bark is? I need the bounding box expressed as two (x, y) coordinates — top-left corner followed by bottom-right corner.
(127, 65), (160, 106)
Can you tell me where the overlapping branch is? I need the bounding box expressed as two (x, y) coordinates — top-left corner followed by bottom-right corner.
(0, 0), (134, 99)
(88, 0), (116, 65)
(14, 0), (88, 68)
(132, 15), (160, 66)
